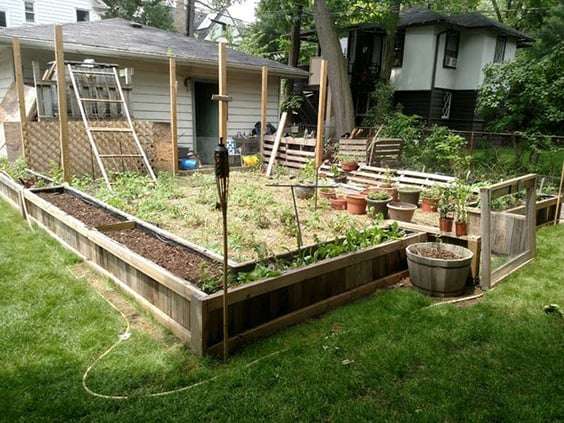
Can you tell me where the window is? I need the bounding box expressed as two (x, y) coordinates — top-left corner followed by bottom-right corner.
(24, 1), (34, 23)
(76, 9), (90, 22)
(0, 11), (6, 27)
(393, 30), (405, 67)
(443, 31), (459, 68)
(441, 91), (452, 120)
(494, 36), (507, 63)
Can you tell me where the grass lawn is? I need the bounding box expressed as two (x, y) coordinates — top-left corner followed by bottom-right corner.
(1, 199), (563, 421)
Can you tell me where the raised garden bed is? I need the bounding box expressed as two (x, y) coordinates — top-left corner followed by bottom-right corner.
(0, 177), (428, 355)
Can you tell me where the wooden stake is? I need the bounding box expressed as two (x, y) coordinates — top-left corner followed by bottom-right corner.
(12, 38), (27, 160)
(260, 65), (268, 159)
(54, 25), (70, 183)
(169, 54), (178, 175)
(315, 59), (328, 168)
(218, 42), (228, 141)
(265, 112), (288, 177)
(554, 161), (564, 225)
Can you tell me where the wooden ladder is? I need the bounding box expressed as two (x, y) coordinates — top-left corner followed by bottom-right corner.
(67, 61), (156, 189)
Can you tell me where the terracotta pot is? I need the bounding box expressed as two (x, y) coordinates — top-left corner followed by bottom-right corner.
(421, 197), (438, 213)
(387, 201), (417, 222)
(367, 197), (392, 219)
(330, 197), (347, 210)
(455, 221), (467, 236)
(398, 188), (422, 206)
(439, 216), (454, 232)
(319, 189), (336, 200)
(346, 194), (367, 215)
(341, 161), (359, 172)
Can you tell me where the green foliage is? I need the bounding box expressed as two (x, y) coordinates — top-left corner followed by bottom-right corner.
(103, 0), (174, 30)
(413, 126), (470, 175)
(421, 185), (441, 200)
(0, 158), (27, 181)
(437, 186), (456, 218)
(362, 81), (395, 127)
(299, 159), (316, 181)
(452, 181), (471, 223)
(368, 191), (391, 201)
(281, 95), (305, 114)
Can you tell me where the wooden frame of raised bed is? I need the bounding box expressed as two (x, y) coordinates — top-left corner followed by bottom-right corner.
(0, 175), (428, 356)
(0, 171), (25, 216)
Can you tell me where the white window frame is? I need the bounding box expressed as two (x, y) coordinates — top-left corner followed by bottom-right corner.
(441, 92), (452, 120)
(0, 10), (8, 28)
(494, 36), (507, 63)
(24, 0), (35, 23)
(76, 8), (90, 22)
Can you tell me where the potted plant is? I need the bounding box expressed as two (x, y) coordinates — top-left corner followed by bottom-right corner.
(453, 182), (471, 236)
(437, 186), (455, 232)
(421, 186), (440, 212)
(367, 191), (392, 219)
(338, 154), (359, 172)
(406, 242), (474, 297)
(319, 187), (336, 200)
(398, 185), (422, 206)
(378, 168), (398, 200)
(345, 194), (367, 215)
(330, 163), (347, 184)
(387, 201), (417, 222)
(295, 159), (315, 199)
(330, 196), (347, 210)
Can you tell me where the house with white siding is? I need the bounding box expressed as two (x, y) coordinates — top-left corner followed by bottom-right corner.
(344, 8), (533, 130)
(0, 18), (307, 163)
(0, 0), (106, 28)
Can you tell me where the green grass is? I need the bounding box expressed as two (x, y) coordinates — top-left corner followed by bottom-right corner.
(1, 200), (563, 422)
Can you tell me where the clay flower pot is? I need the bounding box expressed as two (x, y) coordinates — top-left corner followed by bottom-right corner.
(398, 187), (422, 206)
(330, 197), (347, 210)
(454, 221), (467, 236)
(341, 161), (359, 172)
(387, 201), (417, 222)
(421, 197), (438, 213)
(319, 189), (336, 200)
(379, 185), (398, 202)
(439, 216), (454, 232)
(346, 194), (367, 215)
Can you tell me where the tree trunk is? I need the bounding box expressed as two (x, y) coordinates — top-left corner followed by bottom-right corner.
(379, 0), (401, 82)
(313, 0), (354, 137)
(286, 5), (303, 98)
(186, 0), (195, 37)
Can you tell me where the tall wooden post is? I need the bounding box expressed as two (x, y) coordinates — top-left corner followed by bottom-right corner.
(260, 65), (268, 158)
(54, 25), (70, 182)
(218, 42), (228, 142)
(315, 59), (328, 168)
(12, 38), (27, 160)
(169, 53), (178, 175)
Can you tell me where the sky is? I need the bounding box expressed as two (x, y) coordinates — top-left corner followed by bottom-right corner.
(224, 0), (259, 23)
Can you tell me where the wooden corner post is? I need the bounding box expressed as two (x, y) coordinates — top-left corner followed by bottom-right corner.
(12, 38), (27, 160)
(54, 25), (70, 182)
(260, 65), (268, 158)
(169, 52), (178, 175)
(315, 59), (328, 168)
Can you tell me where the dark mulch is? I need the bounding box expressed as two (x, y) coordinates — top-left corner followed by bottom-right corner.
(107, 228), (221, 285)
(38, 192), (123, 227)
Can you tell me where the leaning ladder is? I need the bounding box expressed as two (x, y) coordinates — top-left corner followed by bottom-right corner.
(67, 61), (156, 189)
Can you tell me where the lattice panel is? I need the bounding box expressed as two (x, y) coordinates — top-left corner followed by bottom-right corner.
(24, 121), (171, 178)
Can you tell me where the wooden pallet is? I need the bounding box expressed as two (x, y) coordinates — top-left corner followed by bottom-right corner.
(263, 134), (316, 170)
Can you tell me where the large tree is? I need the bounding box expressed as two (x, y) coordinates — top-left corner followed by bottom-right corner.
(313, 0), (355, 136)
(103, 0), (174, 30)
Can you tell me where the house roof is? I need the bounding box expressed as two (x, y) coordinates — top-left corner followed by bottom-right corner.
(0, 18), (308, 78)
(353, 7), (533, 44)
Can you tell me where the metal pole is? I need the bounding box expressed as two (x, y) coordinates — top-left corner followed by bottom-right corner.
(290, 186), (303, 250)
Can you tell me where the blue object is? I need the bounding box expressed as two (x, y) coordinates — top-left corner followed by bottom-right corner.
(179, 158), (199, 170)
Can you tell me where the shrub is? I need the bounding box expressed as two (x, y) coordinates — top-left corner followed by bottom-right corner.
(418, 126), (470, 176)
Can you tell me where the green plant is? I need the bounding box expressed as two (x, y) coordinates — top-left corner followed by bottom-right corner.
(368, 191), (391, 201)
(437, 186), (455, 218)
(281, 95), (304, 115)
(453, 182), (472, 223)
(422, 186), (441, 200)
(299, 159), (316, 182)
(418, 126), (470, 176)
(329, 163), (343, 178)
(0, 158), (28, 181)
(336, 154), (356, 164)
(382, 168), (395, 186)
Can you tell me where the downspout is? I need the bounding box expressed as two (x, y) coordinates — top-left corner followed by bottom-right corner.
(428, 30), (448, 124)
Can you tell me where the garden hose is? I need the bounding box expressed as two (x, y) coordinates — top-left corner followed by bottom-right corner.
(81, 279), (286, 400)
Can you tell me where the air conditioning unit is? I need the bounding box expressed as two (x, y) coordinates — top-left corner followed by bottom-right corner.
(445, 57), (457, 68)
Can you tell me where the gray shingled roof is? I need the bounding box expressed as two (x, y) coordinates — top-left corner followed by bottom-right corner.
(352, 7), (533, 43)
(0, 18), (308, 78)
